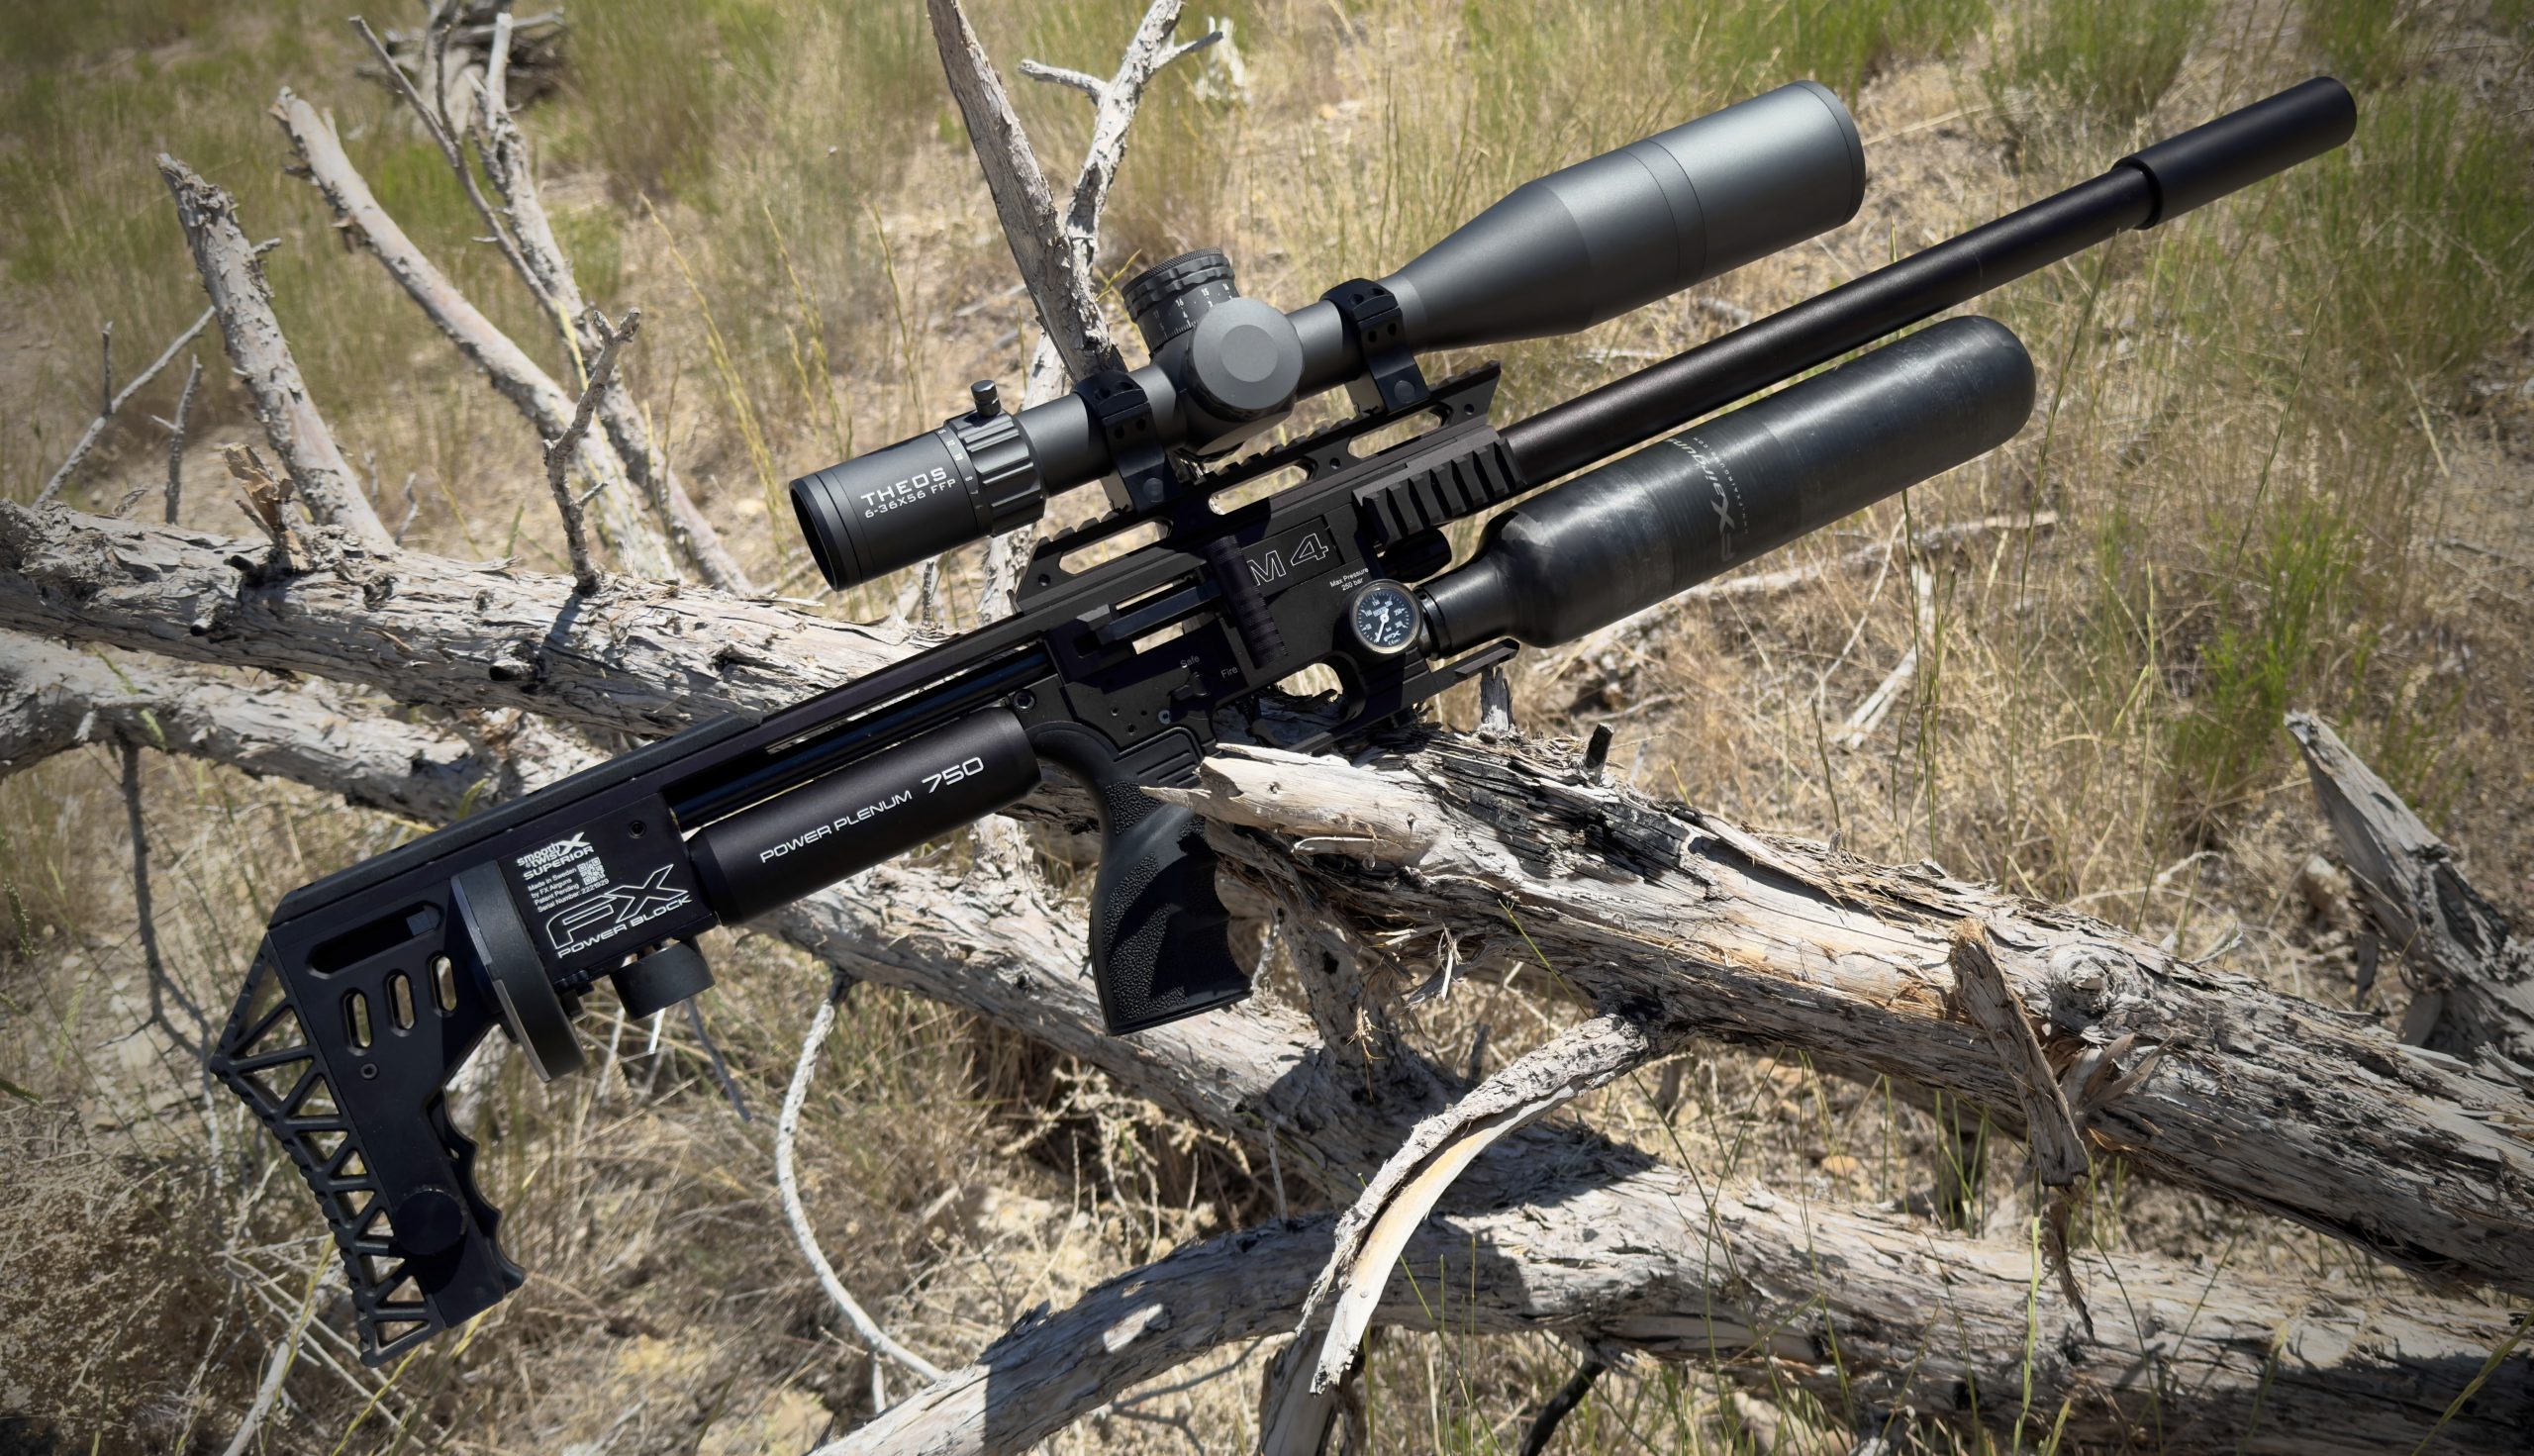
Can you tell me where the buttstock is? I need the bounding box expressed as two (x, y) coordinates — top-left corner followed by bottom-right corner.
(210, 906), (521, 1364)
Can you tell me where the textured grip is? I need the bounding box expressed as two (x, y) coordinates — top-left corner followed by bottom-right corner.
(1032, 724), (1252, 1033)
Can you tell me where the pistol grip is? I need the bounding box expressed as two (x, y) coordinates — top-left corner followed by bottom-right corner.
(1033, 724), (1251, 1034)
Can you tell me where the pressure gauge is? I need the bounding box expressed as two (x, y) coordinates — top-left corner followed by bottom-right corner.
(1346, 580), (1423, 656)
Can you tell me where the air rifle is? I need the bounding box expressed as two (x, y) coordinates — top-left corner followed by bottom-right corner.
(207, 76), (2356, 1363)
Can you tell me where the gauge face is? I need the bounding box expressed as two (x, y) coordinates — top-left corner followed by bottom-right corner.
(1348, 581), (1421, 656)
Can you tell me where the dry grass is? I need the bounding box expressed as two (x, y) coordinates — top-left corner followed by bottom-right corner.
(4, 0), (2532, 1451)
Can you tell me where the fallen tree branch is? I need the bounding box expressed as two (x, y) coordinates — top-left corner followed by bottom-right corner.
(926, 0), (1124, 381)
(0, 504), (904, 736)
(469, 31), (753, 592)
(156, 156), (391, 548)
(0, 633), (497, 820)
(270, 89), (674, 579)
(828, 1155), (2534, 1456)
(1259, 1014), (1655, 1455)
(1153, 733), (2534, 1296)
(2289, 711), (2534, 1087)
(17, 498), (2531, 1295)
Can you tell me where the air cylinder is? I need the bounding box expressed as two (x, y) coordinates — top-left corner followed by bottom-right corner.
(1421, 316), (2035, 652)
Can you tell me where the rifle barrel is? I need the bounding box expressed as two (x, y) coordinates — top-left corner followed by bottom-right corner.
(1503, 77), (2355, 483)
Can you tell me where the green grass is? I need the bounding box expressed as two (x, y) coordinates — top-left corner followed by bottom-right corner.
(1984, 0), (2210, 135)
(2170, 489), (2369, 829)
(2299, 0), (2432, 91)
(2275, 79), (2534, 390)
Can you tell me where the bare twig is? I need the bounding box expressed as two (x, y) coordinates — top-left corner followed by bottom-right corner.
(1519, 1355), (1608, 1456)
(120, 741), (208, 1058)
(219, 1253), (330, 1456)
(38, 308), (214, 505)
(350, 13), (539, 301)
(682, 998), (751, 1123)
(162, 354), (201, 524)
(1016, 59), (1105, 97)
(1836, 560), (1936, 750)
(776, 969), (947, 1384)
(542, 308), (641, 593)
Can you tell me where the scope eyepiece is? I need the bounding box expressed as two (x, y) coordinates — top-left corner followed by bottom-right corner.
(790, 383), (1046, 589)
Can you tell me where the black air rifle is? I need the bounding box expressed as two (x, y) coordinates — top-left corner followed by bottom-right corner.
(206, 76), (2356, 1363)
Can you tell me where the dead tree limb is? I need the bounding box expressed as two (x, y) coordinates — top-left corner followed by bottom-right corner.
(269, 90), (674, 578)
(1150, 734), (2534, 1297)
(0, 504), (903, 734)
(155, 156), (391, 548)
(2290, 711), (2534, 1087)
(469, 32), (754, 592)
(10, 502), (2529, 1295)
(946, 0), (1219, 619)
(540, 307), (641, 593)
(828, 1157), (2534, 1456)
(0, 633), (495, 821)
(926, 0), (1125, 382)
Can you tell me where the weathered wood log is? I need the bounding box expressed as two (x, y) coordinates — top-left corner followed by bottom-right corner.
(37, 626), (2529, 1456)
(0, 632), (494, 820)
(0, 504), (902, 734)
(1151, 734), (2534, 1297)
(831, 1156), (2534, 1456)
(2290, 711), (2534, 1087)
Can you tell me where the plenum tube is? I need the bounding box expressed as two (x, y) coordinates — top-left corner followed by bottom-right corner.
(1421, 316), (2036, 653)
(687, 710), (1039, 923)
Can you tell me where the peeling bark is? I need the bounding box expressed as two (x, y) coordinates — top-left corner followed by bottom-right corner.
(1153, 734), (2534, 1297)
(2290, 711), (2534, 1086)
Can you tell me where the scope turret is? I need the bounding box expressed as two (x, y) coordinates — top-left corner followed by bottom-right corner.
(790, 80), (1868, 589)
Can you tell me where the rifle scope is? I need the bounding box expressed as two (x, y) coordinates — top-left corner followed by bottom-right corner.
(791, 80), (1866, 588)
